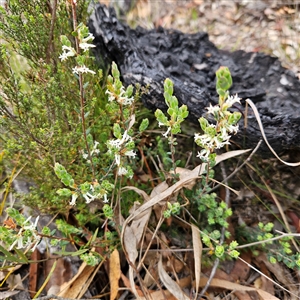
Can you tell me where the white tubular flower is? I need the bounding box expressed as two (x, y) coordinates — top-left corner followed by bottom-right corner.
(93, 141), (99, 149)
(108, 139), (121, 149)
(120, 130), (131, 144)
(194, 133), (212, 146)
(24, 216), (39, 230)
(105, 87), (134, 106)
(103, 194), (109, 203)
(118, 95), (134, 106)
(79, 42), (96, 52)
(206, 103), (220, 115)
(226, 124), (239, 134)
(118, 167), (128, 176)
(162, 126), (171, 138)
(82, 33), (95, 43)
(226, 94), (241, 107)
(197, 149), (210, 161)
(59, 45), (76, 61)
(70, 192), (79, 205)
(82, 153), (88, 159)
(213, 136), (230, 149)
(115, 154), (121, 166)
(220, 127), (231, 141)
(83, 192), (96, 203)
(105, 90), (115, 102)
(72, 65), (96, 75)
(125, 150), (136, 158)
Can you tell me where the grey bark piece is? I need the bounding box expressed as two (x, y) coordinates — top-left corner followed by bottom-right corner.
(89, 4), (300, 154)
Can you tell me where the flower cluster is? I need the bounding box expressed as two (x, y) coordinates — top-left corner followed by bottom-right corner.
(105, 62), (137, 178)
(106, 86), (134, 106)
(195, 94), (241, 161)
(105, 62), (134, 106)
(9, 216), (41, 252)
(59, 23), (96, 75)
(107, 130), (136, 178)
(82, 140), (100, 163)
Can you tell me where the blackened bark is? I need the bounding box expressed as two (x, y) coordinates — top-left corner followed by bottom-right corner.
(89, 4), (300, 154)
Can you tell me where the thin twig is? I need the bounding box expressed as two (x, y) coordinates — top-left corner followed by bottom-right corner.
(209, 139), (262, 194)
(238, 256), (300, 299)
(70, 1), (95, 178)
(198, 258), (220, 299)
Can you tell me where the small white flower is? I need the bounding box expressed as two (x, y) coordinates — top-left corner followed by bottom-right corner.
(118, 95), (134, 106)
(93, 141), (99, 149)
(162, 127), (171, 138)
(118, 167), (128, 176)
(197, 149), (210, 161)
(213, 136), (230, 149)
(105, 88), (134, 106)
(59, 45), (76, 61)
(79, 42), (96, 52)
(125, 150), (136, 158)
(120, 130), (131, 145)
(83, 192), (96, 203)
(92, 149), (100, 155)
(220, 127), (230, 141)
(206, 103), (220, 115)
(81, 33), (95, 43)
(72, 65), (96, 75)
(108, 139), (121, 149)
(226, 94), (241, 107)
(82, 153), (88, 159)
(226, 124), (239, 134)
(115, 154), (121, 166)
(106, 90), (115, 102)
(194, 133), (212, 146)
(103, 194), (109, 203)
(70, 192), (78, 205)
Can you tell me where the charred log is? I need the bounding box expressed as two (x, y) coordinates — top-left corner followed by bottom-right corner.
(89, 4), (300, 154)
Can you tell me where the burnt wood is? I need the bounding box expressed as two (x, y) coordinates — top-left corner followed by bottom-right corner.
(89, 4), (300, 154)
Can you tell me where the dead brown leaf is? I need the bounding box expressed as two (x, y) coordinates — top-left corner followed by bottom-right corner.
(158, 255), (190, 300)
(58, 261), (97, 298)
(109, 249), (121, 300)
(191, 224), (202, 299)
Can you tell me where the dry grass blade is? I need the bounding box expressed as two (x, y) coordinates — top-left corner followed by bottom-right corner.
(198, 277), (281, 300)
(158, 255), (190, 300)
(191, 224), (202, 300)
(34, 260), (57, 299)
(246, 99), (300, 166)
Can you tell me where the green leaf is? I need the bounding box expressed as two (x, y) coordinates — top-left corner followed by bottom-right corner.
(199, 117), (208, 131)
(54, 248), (89, 257)
(56, 188), (73, 197)
(0, 244), (28, 264)
(113, 123), (122, 139)
(54, 163), (75, 188)
(60, 35), (71, 47)
(215, 245), (225, 258)
(139, 118), (149, 132)
(125, 85), (133, 97)
(155, 109), (168, 126)
(111, 62), (120, 80)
